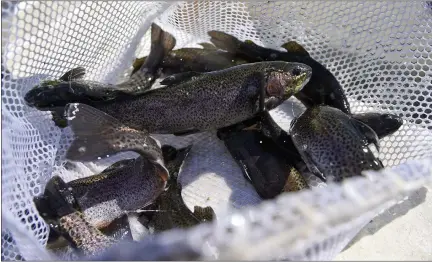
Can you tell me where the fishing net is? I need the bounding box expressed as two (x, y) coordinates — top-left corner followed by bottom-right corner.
(1, 1), (432, 260)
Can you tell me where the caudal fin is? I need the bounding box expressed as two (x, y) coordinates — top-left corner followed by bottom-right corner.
(127, 23), (177, 91)
(33, 176), (80, 220)
(65, 103), (163, 166)
(140, 23), (176, 73)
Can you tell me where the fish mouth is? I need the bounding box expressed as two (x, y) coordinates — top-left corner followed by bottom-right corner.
(281, 63), (312, 96)
(294, 68), (312, 92)
(283, 70), (312, 98)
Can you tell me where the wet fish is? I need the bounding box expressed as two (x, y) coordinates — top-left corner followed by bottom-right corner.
(219, 108), (401, 196)
(217, 111), (308, 199)
(27, 61), (311, 135)
(143, 145), (216, 233)
(58, 103), (169, 229)
(33, 176), (117, 257)
(132, 42), (249, 77)
(45, 214), (132, 260)
(208, 31), (351, 114)
(24, 23), (175, 110)
(352, 112), (403, 139)
(95, 62), (311, 135)
(290, 105), (384, 182)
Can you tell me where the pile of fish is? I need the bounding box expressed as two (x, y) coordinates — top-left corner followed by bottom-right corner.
(24, 23), (403, 259)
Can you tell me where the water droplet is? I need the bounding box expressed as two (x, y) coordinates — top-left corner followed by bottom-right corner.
(78, 147), (86, 153)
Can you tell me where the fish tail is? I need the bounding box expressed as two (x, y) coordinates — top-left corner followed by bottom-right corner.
(64, 103), (166, 173)
(160, 25), (176, 54)
(128, 23), (176, 89)
(33, 176), (80, 246)
(138, 23), (176, 73)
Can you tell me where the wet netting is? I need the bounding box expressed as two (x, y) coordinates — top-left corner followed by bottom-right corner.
(1, 1), (432, 260)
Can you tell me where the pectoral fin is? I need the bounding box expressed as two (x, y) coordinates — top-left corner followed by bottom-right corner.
(351, 117), (380, 151)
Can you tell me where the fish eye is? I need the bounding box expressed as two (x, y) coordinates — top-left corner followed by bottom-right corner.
(292, 67), (302, 76)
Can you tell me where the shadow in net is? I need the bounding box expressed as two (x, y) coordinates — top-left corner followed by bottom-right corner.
(342, 186), (428, 252)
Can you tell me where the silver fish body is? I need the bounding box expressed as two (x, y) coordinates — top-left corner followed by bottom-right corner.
(96, 61), (311, 134)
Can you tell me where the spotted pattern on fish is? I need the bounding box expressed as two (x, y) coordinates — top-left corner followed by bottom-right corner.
(67, 157), (165, 229)
(58, 211), (116, 257)
(96, 62), (311, 134)
(290, 106), (383, 182)
(283, 167), (309, 192)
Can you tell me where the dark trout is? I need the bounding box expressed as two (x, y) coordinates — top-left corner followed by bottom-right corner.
(219, 109), (401, 196)
(141, 145), (215, 233)
(217, 112), (309, 199)
(33, 176), (117, 257)
(290, 105), (384, 182)
(60, 103), (169, 228)
(208, 31), (351, 114)
(132, 42), (249, 77)
(24, 23), (175, 110)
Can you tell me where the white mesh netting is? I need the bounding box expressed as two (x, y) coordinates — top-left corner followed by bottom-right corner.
(1, 1), (432, 260)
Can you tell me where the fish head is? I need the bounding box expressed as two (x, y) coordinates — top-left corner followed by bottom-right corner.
(264, 62), (312, 100)
(24, 80), (64, 108)
(378, 113), (403, 134)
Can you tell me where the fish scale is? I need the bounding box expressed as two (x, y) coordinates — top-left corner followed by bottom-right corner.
(95, 61), (311, 134)
(290, 106), (383, 182)
(68, 157), (164, 228)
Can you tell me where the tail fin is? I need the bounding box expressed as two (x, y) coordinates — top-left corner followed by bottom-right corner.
(127, 23), (176, 91)
(65, 103), (164, 167)
(139, 23), (176, 73)
(33, 176), (79, 221)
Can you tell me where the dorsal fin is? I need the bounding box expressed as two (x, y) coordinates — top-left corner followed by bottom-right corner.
(160, 71), (203, 86)
(60, 67), (86, 81)
(281, 41), (310, 56)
